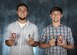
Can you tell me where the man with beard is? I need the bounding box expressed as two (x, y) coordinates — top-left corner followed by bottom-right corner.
(39, 7), (74, 55)
(5, 3), (39, 55)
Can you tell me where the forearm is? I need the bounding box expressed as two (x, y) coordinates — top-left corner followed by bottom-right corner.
(62, 44), (74, 49)
(5, 40), (15, 46)
(39, 42), (51, 48)
(31, 41), (39, 47)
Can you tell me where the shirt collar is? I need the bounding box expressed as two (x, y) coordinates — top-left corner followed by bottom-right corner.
(50, 24), (63, 28)
(16, 20), (30, 26)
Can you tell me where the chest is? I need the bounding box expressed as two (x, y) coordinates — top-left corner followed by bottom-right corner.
(46, 27), (69, 41)
(10, 25), (34, 40)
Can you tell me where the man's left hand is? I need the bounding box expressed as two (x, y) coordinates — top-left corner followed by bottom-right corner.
(27, 38), (34, 46)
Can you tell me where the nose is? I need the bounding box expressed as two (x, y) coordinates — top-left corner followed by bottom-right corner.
(21, 10), (25, 13)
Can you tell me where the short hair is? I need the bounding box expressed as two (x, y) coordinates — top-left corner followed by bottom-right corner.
(16, 3), (28, 11)
(50, 7), (63, 14)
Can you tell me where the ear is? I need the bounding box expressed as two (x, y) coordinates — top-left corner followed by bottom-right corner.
(61, 14), (63, 18)
(50, 14), (52, 18)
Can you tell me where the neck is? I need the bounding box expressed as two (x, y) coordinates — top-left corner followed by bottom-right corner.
(52, 21), (61, 27)
(18, 19), (27, 24)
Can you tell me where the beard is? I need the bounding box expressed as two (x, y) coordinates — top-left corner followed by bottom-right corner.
(19, 17), (26, 20)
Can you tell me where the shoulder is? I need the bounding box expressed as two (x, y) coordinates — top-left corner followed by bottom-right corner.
(42, 25), (50, 31)
(62, 24), (71, 30)
(8, 21), (17, 28)
(28, 21), (38, 29)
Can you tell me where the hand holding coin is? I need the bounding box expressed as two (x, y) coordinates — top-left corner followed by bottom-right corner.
(58, 35), (63, 43)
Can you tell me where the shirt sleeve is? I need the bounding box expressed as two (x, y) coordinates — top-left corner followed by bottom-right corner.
(67, 28), (74, 45)
(40, 28), (47, 43)
(6, 26), (11, 40)
(33, 25), (39, 41)
(3, 25), (11, 46)
(4, 26), (11, 40)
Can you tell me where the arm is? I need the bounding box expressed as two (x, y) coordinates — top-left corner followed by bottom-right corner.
(39, 28), (56, 48)
(27, 38), (39, 47)
(39, 42), (51, 48)
(66, 28), (74, 49)
(5, 34), (16, 46)
(5, 26), (14, 46)
(57, 28), (74, 49)
(5, 26), (16, 46)
(30, 41), (39, 47)
(33, 25), (39, 47)
(39, 39), (55, 48)
(57, 40), (74, 49)
(5, 40), (15, 46)
(61, 44), (74, 49)
(28, 25), (39, 47)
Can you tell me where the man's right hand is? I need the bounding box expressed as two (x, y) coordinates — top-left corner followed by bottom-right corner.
(5, 33), (16, 46)
(49, 39), (55, 46)
(5, 40), (15, 46)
